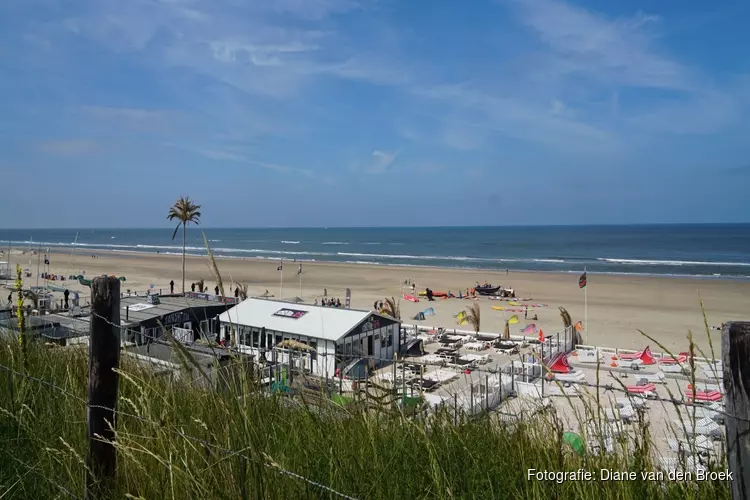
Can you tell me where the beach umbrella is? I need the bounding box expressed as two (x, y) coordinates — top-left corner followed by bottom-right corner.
(508, 315), (519, 325)
(563, 432), (585, 456)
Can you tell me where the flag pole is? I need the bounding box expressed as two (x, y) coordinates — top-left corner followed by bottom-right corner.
(584, 266), (588, 345)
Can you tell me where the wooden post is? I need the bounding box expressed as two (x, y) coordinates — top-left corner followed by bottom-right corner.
(85, 276), (121, 500)
(723, 321), (750, 500)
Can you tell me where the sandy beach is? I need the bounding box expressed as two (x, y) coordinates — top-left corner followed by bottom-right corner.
(2, 247), (748, 353)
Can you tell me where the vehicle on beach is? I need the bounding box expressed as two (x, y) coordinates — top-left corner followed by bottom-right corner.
(473, 284), (515, 297)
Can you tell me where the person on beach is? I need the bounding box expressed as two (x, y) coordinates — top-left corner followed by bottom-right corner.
(234, 287), (239, 298)
(191, 283), (196, 292)
(524, 306), (528, 320)
(64, 289), (70, 309)
(214, 285), (220, 296)
(7, 292), (11, 307)
(170, 280), (174, 294)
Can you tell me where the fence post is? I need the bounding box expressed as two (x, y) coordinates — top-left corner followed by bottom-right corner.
(85, 276), (121, 500)
(723, 321), (750, 500)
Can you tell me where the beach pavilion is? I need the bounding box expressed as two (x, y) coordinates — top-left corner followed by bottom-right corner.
(218, 298), (402, 379)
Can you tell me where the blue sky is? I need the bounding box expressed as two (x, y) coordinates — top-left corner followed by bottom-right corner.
(1, 0), (749, 228)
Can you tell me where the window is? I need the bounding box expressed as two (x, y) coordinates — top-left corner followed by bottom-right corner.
(260, 329), (267, 348)
(252, 329), (259, 347)
(385, 328), (393, 348)
(310, 341), (318, 361)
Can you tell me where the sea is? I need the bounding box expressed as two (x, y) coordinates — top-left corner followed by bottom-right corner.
(1, 225), (749, 280)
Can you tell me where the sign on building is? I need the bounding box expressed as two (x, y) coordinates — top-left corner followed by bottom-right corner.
(172, 327), (193, 344)
(273, 308), (308, 319)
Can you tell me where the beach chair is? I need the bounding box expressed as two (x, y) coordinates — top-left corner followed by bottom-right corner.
(618, 346), (656, 365)
(660, 364), (685, 374)
(674, 417), (721, 437)
(626, 383), (656, 399)
(687, 382), (723, 393)
(553, 370), (586, 383)
(687, 390), (723, 403)
(666, 436), (713, 456)
(659, 355), (687, 365)
(605, 404), (635, 423)
(576, 349), (603, 364)
(659, 457), (706, 475)
(616, 397), (647, 409)
(634, 372), (666, 384)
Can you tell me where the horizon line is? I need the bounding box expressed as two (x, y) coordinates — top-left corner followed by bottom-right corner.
(1, 222), (749, 231)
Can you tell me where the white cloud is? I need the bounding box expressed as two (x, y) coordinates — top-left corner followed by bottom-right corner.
(511, 0), (689, 90)
(367, 150), (398, 174)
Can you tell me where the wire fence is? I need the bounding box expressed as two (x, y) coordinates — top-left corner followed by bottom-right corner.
(0, 360), (360, 500)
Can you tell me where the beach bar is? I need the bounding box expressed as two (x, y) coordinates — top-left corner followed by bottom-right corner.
(218, 298), (401, 379)
(120, 294), (237, 345)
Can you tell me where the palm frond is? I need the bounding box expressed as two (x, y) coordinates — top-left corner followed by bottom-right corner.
(236, 283), (249, 300)
(465, 302), (481, 334)
(382, 296), (400, 320)
(167, 196), (202, 225)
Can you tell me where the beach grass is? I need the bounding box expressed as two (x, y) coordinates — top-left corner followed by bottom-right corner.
(0, 336), (731, 500)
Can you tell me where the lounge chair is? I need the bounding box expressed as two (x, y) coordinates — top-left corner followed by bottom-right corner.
(553, 371), (586, 383)
(666, 435), (712, 455)
(634, 372), (666, 384)
(673, 417), (722, 437)
(687, 390), (723, 403)
(618, 346), (656, 365)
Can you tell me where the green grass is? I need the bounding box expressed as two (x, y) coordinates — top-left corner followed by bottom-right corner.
(0, 339), (730, 500)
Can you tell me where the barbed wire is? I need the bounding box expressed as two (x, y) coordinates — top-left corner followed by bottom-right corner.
(0, 363), (360, 500)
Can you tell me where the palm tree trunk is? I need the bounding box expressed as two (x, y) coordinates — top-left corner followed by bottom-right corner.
(182, 222), (186, 293)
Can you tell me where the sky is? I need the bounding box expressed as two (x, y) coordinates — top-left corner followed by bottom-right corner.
(0, 0), (749, 228)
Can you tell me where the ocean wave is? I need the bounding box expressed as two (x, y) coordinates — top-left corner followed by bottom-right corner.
(598, 258), (750, 267)
(281, 241), (299, 244)
(321, 241), (348, 245)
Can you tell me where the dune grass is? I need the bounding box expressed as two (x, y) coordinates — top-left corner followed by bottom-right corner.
(0, 337), (730, 500)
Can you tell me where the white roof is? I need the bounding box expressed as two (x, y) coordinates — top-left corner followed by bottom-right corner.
(218, 298), (390, 342)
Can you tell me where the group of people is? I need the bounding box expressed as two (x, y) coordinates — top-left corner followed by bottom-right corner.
(315, 297), (342, 307)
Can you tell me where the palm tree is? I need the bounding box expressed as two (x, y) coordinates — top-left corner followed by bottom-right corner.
(236, 283), (249, 300)
(465, 301), (481, 335)
(167, 196), (202, 294)
(382, 296), (400, 320)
